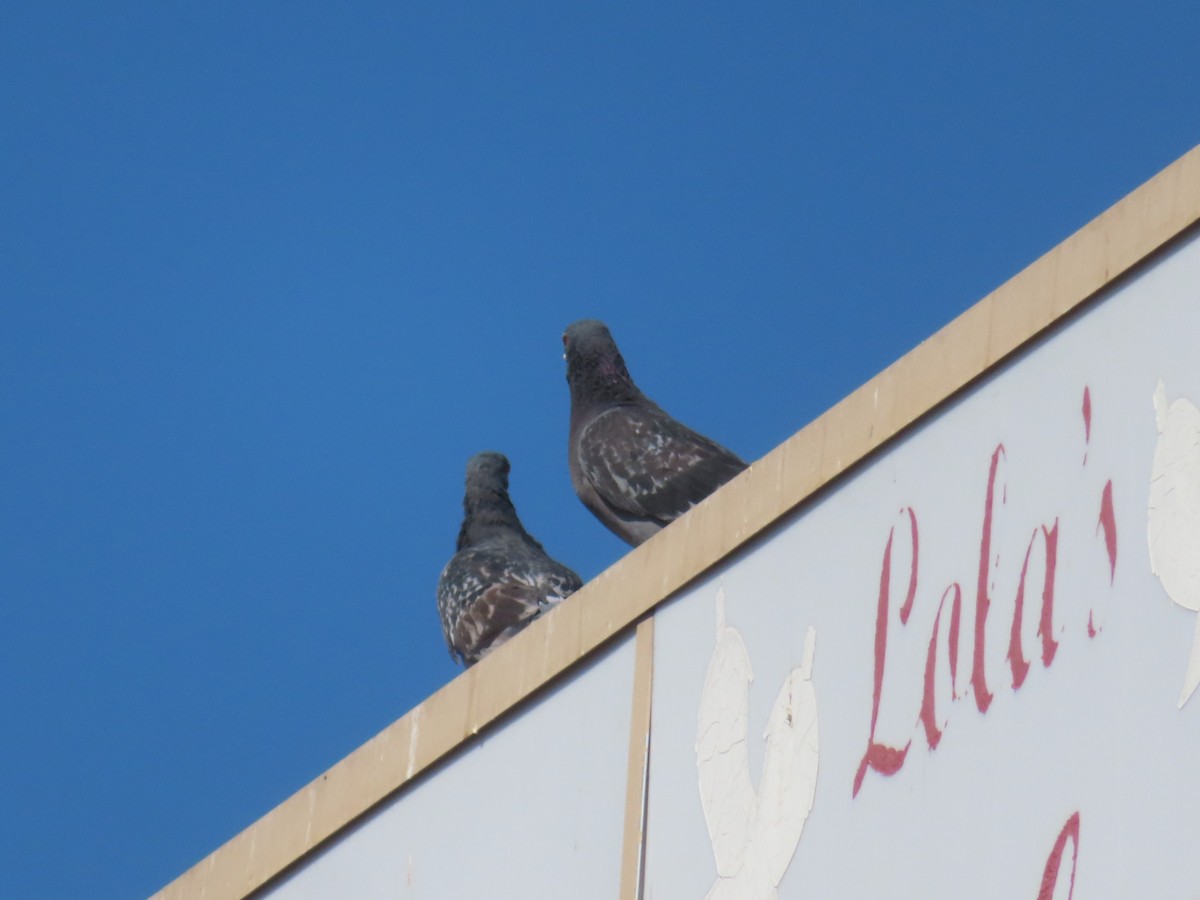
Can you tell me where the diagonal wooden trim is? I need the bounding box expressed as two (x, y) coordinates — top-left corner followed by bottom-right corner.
(619, 617), (656, 900)
(154, 145), (1200, 900)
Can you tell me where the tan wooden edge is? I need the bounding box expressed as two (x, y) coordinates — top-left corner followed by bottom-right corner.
(619, 617), (656, 900)
(154, 144), (1200, 900)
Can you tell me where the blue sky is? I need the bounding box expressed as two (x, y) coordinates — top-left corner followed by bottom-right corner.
(2, 2), (1198, 896)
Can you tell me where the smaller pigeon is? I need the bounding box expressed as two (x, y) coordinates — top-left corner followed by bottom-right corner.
(437, 452), (583, 666)
(564, 319), (748, 546)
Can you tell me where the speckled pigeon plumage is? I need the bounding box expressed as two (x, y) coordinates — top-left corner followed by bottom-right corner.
(437, 452), (583, 666)
(564, 319), (748, 546)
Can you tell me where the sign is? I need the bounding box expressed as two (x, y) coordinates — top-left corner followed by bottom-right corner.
(644, 233), (1200, 898)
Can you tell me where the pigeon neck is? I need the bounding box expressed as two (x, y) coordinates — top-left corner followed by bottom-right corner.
(457, 488), (530, 549)
(569, 356), (645, 410)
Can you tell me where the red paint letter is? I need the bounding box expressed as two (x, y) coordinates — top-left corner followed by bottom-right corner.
(1097, 480), (1117, 584)
(972, 445), (1005, 714)
(1036, 521), (1060, 667)
(920, 584), (962, 749)
(1008, 535), (1036, 690)
(1037, 812), (1080, 900)
(1081, 386), (1092, 465)
(853, 512), (918, 797)
(899, 507), (918, 624)
(948, 583), (962, 695)
(1008, 521), (1059, 689)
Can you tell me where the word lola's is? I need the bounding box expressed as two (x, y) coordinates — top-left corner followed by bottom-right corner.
(854, 387), (1117, 797)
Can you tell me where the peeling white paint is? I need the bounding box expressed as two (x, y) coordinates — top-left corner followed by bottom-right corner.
(1148, 380), (1200, 707)
(696, 589), (756, 876)
(696, 588), (819, 899)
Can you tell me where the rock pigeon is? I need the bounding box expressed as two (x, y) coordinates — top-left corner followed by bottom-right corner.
(563, 319), (748, 546)
(437, 452), (583, 666)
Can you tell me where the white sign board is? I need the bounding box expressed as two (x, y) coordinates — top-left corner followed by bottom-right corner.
(644, 233), (1200, 898)
(261, 635), (635, 899)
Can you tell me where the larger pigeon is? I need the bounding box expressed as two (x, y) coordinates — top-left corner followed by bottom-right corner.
(437, 452), (583, 666)
(564, 319), (748, 546)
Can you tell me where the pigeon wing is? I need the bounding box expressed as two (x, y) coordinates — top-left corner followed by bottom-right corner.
(578, 404), (747, 526)
(438, 548), (580, 665)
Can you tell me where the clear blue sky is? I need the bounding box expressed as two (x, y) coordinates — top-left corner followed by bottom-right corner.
(2, 2), (1197, 896)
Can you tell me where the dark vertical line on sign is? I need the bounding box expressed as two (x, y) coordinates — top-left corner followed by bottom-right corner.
(620, 616), (656, 900)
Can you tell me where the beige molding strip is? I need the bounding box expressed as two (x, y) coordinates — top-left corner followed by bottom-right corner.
(619, 617), (656, 900)
(154, 144), (1200, 900)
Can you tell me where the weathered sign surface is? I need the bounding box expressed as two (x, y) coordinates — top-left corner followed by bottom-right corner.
(645, 232), (1200, 899)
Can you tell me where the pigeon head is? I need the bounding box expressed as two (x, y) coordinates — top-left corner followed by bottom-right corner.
(465, 451), (510, 491)
(457, 451), (528, 549)
(563, 319), (643, 408)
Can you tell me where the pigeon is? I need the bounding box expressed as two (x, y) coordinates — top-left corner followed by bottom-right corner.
(563, 319), (748, 546)
(437, 452), (583, 666)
